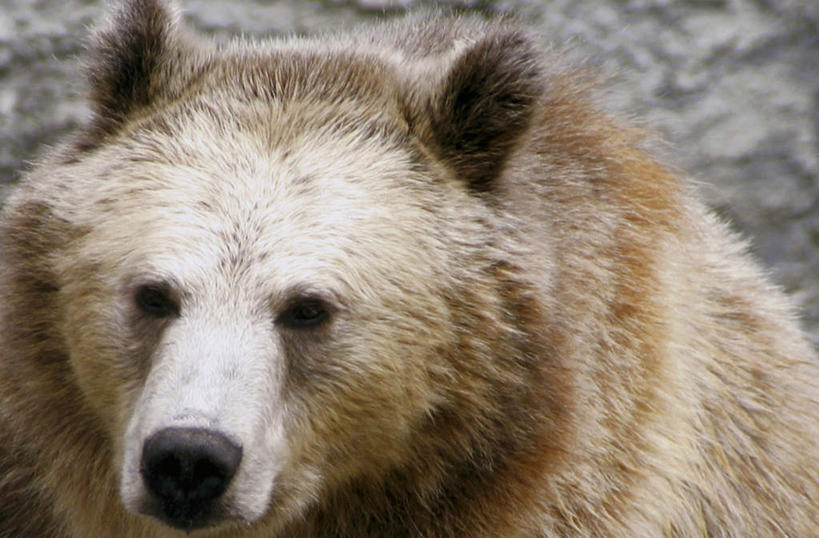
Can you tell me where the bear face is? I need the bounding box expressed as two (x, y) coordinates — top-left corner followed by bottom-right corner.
(91, 113), (477, 530)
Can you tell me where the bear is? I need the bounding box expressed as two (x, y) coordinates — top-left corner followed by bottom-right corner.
(1, 0), (817, 536)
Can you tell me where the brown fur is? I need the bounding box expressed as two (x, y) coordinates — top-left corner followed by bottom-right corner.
(1, 1), (817, 536)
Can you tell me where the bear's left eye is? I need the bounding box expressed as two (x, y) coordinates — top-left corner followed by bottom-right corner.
(278, 299), (330, 329)
(135, 284), (179, 318)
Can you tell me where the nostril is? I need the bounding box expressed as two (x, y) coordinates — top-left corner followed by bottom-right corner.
(140, 427), (243, 528)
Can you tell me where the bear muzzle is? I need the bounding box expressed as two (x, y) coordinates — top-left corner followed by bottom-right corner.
(139, 427), (243, 531)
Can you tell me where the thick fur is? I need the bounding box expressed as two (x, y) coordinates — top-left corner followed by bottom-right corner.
(1, 1), (817, 536)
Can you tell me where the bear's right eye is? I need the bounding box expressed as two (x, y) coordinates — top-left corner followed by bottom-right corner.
(135, 284), (179, 318)
(277, 298), (330, 329)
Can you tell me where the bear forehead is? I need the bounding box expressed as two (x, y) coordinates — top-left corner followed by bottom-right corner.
(67, 121), (455, 298)
(90, 102), (426, 227)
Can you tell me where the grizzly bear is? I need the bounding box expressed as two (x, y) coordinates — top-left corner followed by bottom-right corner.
(1, 0), (817, 536)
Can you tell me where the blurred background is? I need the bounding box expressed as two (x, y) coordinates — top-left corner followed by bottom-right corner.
(0, 0), (816, 346)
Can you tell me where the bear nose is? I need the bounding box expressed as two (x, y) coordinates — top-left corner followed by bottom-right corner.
(140, 427), (242, 529)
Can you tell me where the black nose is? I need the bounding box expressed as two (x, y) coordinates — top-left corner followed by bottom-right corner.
(140, 427), (242, 529)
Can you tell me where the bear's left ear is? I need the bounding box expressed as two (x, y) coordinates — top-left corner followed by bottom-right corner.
(83, 0), (189, 143)
(427, 27), (543, 192)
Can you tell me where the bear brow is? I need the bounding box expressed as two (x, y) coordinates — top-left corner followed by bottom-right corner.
(279, 283), (345, 311)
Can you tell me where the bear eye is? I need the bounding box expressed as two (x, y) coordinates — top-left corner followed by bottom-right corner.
(135, 284), (179, 318)
(278, 298), (330, 329)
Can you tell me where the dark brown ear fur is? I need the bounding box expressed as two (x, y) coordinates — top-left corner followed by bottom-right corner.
(83, 0), (181, 144)
(430, 28), (543, 191)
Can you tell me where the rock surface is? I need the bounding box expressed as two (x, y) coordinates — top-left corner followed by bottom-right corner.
(1, 0), (816, 345)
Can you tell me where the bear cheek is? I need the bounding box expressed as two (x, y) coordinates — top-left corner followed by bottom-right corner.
(280, 334), (437, 485)
(59, 280), (141, 437)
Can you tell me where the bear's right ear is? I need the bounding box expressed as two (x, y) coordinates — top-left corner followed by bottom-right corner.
(425, 26), (544, 193)
(83, 0), (185, 142)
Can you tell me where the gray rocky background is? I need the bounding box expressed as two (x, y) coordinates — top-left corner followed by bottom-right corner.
(1, 0), (817, 347)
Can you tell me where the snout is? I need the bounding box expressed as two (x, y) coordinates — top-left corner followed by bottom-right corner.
(120, 320), (285, 530)
(139, 427), (243, 530)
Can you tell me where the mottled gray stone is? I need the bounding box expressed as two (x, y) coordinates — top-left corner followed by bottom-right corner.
(1, 0), (816, 345)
